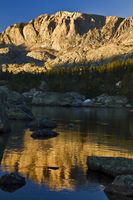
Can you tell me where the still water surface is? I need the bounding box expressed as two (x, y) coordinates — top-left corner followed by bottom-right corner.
(0, 107), (133, 200)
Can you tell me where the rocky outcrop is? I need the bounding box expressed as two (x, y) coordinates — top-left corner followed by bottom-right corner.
(0, 12), (133, 73)
(23, 89), (130, 107)
(82, 94), (128, 107)
(23, 88), (43, 100)
(32, 91), (85, 106)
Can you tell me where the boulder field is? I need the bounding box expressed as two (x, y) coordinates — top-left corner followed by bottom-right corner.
(23, 89), (130, 108)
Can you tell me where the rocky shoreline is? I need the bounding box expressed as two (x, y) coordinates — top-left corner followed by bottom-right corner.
(23, 88), (131, 108)
(0, 84), (132, 134)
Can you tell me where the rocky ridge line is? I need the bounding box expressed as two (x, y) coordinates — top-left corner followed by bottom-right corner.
(0, 11), (133, 73)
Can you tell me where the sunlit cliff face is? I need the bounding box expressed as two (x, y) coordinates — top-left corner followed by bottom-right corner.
(1, 121), (133, 191)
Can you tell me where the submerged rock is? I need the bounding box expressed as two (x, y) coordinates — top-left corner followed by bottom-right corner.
(29, 118), (57, 130)
(87, 156), (133, 177)
(0, 173), (26, 192)
(31, 129), (59, 139)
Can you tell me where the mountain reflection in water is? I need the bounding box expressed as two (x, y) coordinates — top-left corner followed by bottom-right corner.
(0, 107), (133, 199)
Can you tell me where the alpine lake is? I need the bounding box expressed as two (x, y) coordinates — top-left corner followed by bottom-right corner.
(0, 106), (133, 200)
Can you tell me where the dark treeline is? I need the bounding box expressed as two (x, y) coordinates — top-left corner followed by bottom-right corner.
(0, 58), (133, 100)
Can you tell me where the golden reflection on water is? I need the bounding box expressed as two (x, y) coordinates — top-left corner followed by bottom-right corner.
(1, 122), (133, 191)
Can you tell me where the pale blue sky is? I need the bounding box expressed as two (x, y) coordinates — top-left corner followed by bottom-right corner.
(0, 0), (133, 31)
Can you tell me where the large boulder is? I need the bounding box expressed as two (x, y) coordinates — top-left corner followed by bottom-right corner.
(0, 90), (11, 133)
(31, 129), (59, 140)
(105, 175), (133, 197)
(0, 86), (24, 105)
(32, 92), (85, 106)
(83, 94), (128, 107)
(29, 117), (57, 130)
(87, 156), (133, 177)
(0, 86), (34, 120)
(22, 88), (43, 99)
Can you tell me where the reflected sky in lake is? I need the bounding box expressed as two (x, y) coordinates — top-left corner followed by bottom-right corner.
(0, 107), (133, 200)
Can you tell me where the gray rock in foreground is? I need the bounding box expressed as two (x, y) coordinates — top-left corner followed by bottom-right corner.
(105, 175), (133, 197)
(87, 156), (133, 177)
(112, 175), (133, 187)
